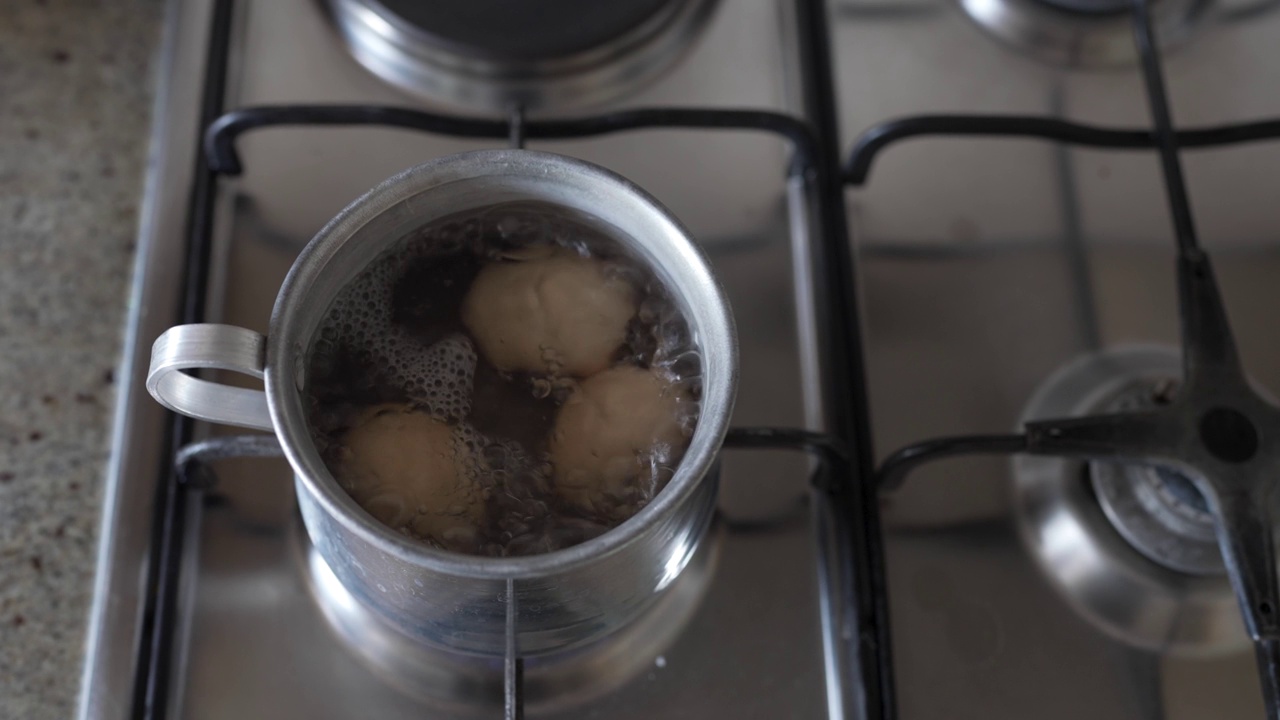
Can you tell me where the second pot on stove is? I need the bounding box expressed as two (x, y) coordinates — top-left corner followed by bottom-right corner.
(145, 149), (737, 657)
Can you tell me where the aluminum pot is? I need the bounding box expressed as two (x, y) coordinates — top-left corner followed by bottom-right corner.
(145, 149), (737, 658)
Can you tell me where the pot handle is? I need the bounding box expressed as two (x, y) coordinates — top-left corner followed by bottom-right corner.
(146, 324), (273, 431)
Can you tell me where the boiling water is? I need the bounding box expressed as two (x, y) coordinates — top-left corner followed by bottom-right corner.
(306, 202), (702, 557)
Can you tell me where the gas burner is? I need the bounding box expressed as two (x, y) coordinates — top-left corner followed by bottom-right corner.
(326, 0), (718, 111)
(1013, 346), (1248, 655)
(1090, 380), (1225, 576)
(957, 0), (1206, 68)
(295, 514), (722, 713)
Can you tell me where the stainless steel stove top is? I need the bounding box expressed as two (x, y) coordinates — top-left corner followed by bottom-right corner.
(81, 0), (1280, 718)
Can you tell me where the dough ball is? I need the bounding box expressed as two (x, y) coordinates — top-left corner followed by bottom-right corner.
(549, 367), (689, 512)
(461, 249), (636, 377)
(335, 404), (485, 550)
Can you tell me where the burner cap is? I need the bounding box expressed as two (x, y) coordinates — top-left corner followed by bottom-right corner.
(1089, 381), (1223, 576)
(328, 0), (717, 110)
(370, 0), (679, 61)
(1013, 345), (1249, 656)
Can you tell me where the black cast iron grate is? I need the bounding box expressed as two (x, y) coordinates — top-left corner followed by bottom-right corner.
(860, 0), (1280, 718)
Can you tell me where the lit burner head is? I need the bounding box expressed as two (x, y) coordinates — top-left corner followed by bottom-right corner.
(1014, 345), (1251, 656)
(327, 0), (717, 111)
(957, 0), (1207, 68)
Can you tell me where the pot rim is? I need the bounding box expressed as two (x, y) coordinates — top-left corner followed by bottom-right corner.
(265, 149), (738, 580)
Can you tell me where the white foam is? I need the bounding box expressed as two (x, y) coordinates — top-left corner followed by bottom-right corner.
(315, 242), (477, 422)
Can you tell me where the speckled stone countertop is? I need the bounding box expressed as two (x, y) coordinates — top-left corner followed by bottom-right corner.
(0, 2), (161, 718)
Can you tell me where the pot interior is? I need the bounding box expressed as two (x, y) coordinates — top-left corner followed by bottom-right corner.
(267, 150), (738, 574)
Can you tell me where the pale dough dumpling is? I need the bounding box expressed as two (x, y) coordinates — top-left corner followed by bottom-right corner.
(550, 366), (688, 512)
(461, 249), (636, 377)
(335, 404), (485, 549)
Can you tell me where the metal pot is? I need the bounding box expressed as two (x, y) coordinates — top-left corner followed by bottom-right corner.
(145, 149), (737, 657)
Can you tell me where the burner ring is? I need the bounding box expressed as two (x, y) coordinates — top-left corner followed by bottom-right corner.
(1089, 381), (1223, 576)
(958, 0), (1208, 68)
(1013, 345), (1248, 656)
(327, 0), (718, 111)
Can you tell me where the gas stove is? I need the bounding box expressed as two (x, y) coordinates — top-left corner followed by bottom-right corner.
(79, 0), (1280, 718)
